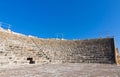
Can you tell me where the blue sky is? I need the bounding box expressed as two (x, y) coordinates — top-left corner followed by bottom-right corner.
(0, 0), (120, 49)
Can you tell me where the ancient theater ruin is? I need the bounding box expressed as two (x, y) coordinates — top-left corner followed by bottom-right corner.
(0, 27), (119, 66)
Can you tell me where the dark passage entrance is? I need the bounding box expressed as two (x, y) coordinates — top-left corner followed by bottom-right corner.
(27, 57), (35, 64)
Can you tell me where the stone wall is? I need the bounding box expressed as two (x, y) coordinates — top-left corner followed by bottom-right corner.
(30, 38), (116, 64)
(0, 28), (116, 65)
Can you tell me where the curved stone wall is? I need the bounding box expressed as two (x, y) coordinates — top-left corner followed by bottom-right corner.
(31, 38), (116, 64)
(0, 28), (116, 65)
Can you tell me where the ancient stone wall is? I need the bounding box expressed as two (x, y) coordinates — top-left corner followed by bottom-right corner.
(31, 38), (116, 64)
(0, 28), (116, 65)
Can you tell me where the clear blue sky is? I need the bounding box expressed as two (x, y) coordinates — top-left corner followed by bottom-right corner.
(0, 0), (120, 49)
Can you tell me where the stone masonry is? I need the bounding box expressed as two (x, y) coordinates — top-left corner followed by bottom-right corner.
(0, 28), (116, 65)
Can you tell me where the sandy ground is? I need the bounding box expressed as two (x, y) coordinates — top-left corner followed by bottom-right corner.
(0, 63), (120, 77)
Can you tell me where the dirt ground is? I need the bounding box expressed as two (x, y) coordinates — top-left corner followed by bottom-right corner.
(0, 63), (120, 77)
